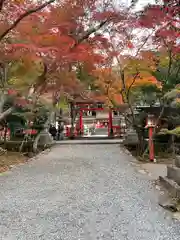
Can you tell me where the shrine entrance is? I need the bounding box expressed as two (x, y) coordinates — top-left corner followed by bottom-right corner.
(68, 100), (126, 139)
(77, 102), (113, 137)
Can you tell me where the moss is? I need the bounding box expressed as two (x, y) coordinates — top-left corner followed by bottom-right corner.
(168, 127), (180, 136)
(158, 127), (180, 136)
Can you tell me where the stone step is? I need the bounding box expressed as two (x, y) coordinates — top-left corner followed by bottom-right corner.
(159, 176), (180, 199)
(56, 139), (123, 145)
(167, 165), (180, 185)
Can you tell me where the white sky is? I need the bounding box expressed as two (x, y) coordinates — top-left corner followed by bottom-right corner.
(123, 0), (156, 10)
(134, 0), (155, 10)
(115, 0), (157, 56)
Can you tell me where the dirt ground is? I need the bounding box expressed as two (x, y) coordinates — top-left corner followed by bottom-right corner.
(0, 152), (28, 173)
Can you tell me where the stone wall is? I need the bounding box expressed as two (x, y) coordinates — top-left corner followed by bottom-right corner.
(160, 156), (180, 199)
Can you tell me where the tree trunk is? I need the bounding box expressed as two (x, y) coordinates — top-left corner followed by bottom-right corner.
(3, 124), (7, 145)
(70, 102), (78, 139)
(136, 127), (146, 156)
(70, 103), (75, 139)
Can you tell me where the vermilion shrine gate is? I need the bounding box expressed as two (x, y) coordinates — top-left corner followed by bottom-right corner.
(68, 99), (128, 138)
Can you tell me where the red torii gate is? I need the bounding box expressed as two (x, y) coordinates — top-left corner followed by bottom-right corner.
(77, 102), (113, 137)
(70, 99), (127, 137)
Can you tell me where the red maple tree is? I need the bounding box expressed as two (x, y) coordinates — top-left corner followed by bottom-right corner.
(0, 0), (124, 99)
(138, 0), (179, 53)
(2, 0), (177, 121)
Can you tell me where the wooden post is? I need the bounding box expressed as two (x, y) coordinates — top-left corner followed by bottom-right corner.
(146, 115), (155, 162)
(149, 126), (154, 161)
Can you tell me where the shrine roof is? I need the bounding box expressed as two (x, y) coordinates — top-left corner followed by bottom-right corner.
(69, 91), (123, 105)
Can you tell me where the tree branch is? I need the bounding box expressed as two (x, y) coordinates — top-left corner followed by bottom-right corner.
(130, 0), (139, 9)
(0, 0), (5, 12)
(0, 107), (13, 121)
(0, 0), (55, 41)
(73, 19), (109, 48)
(126, 71), (139, 102)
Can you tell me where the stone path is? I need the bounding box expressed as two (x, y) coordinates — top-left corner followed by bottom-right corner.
(0, 144), (180, 240)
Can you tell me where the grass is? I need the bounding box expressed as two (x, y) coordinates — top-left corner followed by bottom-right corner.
(125, 144), (176, 164)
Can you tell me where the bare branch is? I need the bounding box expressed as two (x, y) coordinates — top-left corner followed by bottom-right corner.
(130, 0), (139, 8)
(126, 71), (139, 101)
(73, 19), (109, 48)
(0, 107), (13, 121)
(0, 0), (55, 41)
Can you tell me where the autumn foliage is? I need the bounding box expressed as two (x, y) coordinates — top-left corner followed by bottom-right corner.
(138, 0), (179, 54)
(0, 0), (179, 107)
(0, 0), (124, 99)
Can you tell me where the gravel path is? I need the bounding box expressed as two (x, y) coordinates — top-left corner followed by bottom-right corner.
(0, 144), (180, 240)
